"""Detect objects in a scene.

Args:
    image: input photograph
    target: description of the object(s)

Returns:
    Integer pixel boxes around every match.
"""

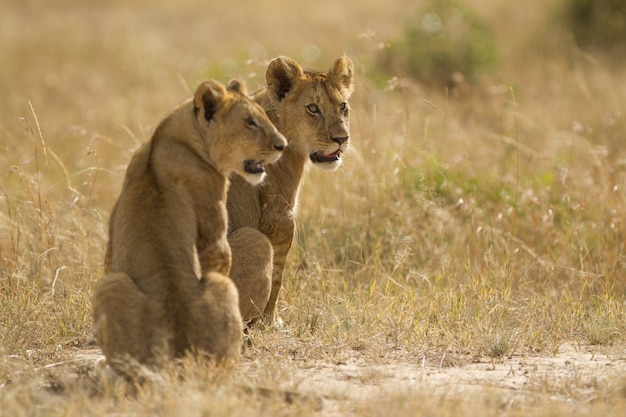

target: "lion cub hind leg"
[93,273,170,370]
[228,227,273,325]
[185,272,243,363]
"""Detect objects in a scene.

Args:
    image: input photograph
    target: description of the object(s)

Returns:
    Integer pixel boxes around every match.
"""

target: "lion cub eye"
[306,103,320,115]
[246,118,259,129]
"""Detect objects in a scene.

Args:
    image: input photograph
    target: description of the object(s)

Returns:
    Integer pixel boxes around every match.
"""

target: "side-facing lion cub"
[227,56,354,325]
[93,80,287,371]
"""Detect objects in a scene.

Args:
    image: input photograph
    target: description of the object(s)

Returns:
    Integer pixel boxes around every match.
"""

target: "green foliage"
[559,0,626,54]
[378,0,497,86]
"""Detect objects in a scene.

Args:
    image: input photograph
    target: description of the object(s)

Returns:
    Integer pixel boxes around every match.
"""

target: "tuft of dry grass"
[1,0,625,416]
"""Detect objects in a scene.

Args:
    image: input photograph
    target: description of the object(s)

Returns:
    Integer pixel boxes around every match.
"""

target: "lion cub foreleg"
[228,227,273,325]
[93,273,170,368]
[260,216,296,324]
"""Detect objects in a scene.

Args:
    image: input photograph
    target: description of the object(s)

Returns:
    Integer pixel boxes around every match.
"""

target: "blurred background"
[1,0,624,177]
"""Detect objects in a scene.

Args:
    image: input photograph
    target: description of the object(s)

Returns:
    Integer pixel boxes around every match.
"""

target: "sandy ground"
[295,344,626,413]
[33,343,625,415]
[269,343,625,414]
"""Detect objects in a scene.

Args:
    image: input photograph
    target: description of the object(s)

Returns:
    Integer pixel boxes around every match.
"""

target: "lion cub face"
[194,80,287,184]
[264,56,354,171]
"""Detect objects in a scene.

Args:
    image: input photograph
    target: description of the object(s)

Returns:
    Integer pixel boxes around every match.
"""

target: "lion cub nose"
[331,135,349,145]
[274,133,287,152]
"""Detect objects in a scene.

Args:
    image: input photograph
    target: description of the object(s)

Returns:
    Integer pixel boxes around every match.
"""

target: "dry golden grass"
[1,0,625,415]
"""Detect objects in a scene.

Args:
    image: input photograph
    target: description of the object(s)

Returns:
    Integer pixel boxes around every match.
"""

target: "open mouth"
[310,150,341,164]
[244,159,266,174]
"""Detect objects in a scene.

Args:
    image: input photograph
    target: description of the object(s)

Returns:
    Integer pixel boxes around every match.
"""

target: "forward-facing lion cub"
[93,80,287,371]
[227,56,354,325]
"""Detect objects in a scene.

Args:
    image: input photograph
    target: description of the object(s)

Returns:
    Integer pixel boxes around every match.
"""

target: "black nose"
[275,143,286,151]
[331,136,349,145]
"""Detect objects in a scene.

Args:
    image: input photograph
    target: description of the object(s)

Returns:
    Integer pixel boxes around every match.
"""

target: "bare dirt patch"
[34,343,626,416]
[295,344,625,413]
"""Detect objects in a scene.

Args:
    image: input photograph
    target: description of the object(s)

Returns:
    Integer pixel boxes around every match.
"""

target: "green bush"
[378,0,497,87]
[560,0,626,54]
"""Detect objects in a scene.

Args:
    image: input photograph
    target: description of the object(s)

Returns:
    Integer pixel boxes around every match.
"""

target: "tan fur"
[227,56,354,324]
[93,79,287,372]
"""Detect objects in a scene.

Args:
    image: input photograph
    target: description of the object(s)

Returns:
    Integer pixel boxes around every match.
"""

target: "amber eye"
[339,102,348,114]
[306,103,320,115]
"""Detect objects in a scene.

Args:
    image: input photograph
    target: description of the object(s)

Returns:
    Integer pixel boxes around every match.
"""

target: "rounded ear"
[265,56,303,101]
[227,79,247,96]
[330,55,354,98]
[194,80,227,122]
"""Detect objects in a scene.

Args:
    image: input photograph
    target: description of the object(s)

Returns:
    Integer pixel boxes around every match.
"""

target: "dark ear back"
[265,56,303,101]
[194,80,226,122]
[227,79,247,95]
[329,55,354,98]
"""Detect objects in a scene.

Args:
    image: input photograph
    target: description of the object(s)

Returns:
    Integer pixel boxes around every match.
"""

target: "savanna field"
[1,0,625,415]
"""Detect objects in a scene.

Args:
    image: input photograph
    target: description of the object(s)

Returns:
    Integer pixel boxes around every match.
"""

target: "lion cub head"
[260,56,354,171]
[194,80,287,184]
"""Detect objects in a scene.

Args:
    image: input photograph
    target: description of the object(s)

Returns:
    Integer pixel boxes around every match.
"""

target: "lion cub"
[227,56,354,325]
[92,80,287,372]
